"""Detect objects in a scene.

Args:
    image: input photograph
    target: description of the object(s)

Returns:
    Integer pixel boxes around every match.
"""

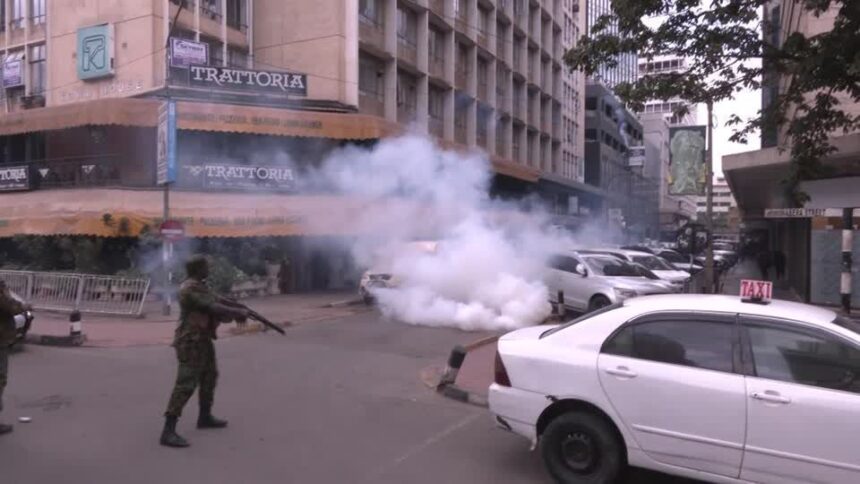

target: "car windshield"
[582,255,641,277]
[631,255,675,271]
[541,302,624,338]
[660,251,684,263]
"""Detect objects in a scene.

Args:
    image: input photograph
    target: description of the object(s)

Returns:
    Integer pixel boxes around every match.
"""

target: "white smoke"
[312,134,559,331]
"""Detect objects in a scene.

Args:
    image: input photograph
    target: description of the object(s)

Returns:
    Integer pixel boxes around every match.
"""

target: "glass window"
[603,320,736,373]
[359,56,384,97]
[747,324,860,393]
[428,87,444,119]
[29,0,45,25]
[226,0,246,31]
[28,44,45,94]
[359,0,380,25]
[548,254,580,273]
[11,0,24,28]
[429,28,445,61]
[397,7,417,46]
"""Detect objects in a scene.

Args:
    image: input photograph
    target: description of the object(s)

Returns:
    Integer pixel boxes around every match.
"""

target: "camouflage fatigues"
[164,279,236,418]
[0,283,25,415]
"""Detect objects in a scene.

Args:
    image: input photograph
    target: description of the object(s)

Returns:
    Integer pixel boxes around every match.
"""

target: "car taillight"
[494,349,511,387]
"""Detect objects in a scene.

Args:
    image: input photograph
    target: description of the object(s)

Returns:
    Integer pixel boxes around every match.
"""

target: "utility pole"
[842,208,854,314]
[704,100,715,293]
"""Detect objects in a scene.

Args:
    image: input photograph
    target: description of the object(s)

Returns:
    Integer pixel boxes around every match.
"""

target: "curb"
[435,344,490,408]
[24,333,87,347]
[324,297,366,308]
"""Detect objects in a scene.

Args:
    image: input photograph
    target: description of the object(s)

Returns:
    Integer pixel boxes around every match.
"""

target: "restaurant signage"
[181,163,297,191]
[156,100,178,185]
[170,38,209,69]
[0,165,30,191]
[189,65,307,96]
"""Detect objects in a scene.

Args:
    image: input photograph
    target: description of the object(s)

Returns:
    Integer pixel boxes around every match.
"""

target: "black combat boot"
[197,404,228,429]
[0,423,13,435]
[160,416,190,448]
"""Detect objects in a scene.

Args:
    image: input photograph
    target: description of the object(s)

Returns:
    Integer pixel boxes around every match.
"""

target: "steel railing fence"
[0,270,150,316]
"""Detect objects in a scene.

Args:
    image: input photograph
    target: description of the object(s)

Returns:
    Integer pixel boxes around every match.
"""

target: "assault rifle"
[218,296,286,335]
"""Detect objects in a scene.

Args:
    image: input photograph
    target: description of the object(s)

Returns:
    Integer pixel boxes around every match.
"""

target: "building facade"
[724,0,860,305]
[638,112,696,239]
[637,54,697,126]
[583,0,636,89]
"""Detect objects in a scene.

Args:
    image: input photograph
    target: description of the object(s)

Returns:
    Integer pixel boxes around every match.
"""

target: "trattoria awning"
[0,98,160,136]
[0,189,434,238]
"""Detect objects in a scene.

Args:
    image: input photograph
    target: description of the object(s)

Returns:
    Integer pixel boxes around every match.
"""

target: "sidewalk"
[719,259,801,302]
[27,291,367,348]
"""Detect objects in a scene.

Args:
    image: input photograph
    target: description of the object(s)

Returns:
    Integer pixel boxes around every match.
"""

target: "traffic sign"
[159,220,185,241]
[740,279,772,303]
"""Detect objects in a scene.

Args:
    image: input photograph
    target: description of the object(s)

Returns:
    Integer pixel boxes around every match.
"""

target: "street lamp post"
[704,100,716,293]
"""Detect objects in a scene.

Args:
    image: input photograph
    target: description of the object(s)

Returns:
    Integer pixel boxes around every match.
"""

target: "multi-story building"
[637,54,697,126]
[639,112,696,239]
[584,0,636,89]
[724,0,860,305]
[583,82,657,236]
[0,0,595,286]
[696,176,736,217]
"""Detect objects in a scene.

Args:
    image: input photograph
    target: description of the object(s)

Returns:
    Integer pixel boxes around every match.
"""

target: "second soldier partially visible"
[0,280,27,436]
[160,255,248,448]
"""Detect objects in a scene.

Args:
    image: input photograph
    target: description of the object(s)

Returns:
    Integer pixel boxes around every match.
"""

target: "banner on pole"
[668,125,707,196]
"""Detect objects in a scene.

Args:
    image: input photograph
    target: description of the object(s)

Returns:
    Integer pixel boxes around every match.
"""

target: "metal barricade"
[0,270,150,316]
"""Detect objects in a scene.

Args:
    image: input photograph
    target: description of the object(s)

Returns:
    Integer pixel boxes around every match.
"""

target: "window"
[397,7,417,46]
[359,0,380,25]
[29,0,44,25]
[584,128,597,141]
[200,0,221,20]
[11,0,24,28]
[603,319,736,373]
[549,255,580,273]
[228,47,248,68]
[0,2,4,32]
[428,87,445,120]
[429,28,445,62]
[456,43,470,73]
[397,71,417,110]
[226,0,247,31]
[477,57,488,89]
[585,96,597,110]
[478,6,491,34]
[205,39,224,66]
[747,324,860,393]
[359,56,385,98]
[28,44,45,94]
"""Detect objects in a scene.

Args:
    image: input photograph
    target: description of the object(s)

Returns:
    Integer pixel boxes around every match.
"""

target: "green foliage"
[566,0,860,203]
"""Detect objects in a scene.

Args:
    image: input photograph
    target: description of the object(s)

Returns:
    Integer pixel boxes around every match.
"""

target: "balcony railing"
[398,39,418,66]
[429,56,445,79]
[429,117,444,138]
[359,16,385,51]
[359,91,385,117]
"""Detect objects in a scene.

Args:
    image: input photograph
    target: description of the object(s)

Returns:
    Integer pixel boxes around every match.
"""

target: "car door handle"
[605,366,638,379]
[751,391,791,404]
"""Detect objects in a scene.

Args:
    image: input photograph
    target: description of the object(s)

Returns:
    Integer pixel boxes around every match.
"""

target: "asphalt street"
[1,310,698,484]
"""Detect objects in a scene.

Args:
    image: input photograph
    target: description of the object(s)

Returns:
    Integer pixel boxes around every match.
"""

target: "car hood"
[651,270,691,282]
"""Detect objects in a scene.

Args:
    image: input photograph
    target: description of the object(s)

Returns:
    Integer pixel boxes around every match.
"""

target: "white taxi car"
[489,294,860,483]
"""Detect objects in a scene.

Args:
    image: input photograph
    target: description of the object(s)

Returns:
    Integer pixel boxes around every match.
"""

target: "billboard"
[668,125,707,196]
[156,100,177,185]
[77,24,115,80]
[170,38,209,69]
[2,58,24,88]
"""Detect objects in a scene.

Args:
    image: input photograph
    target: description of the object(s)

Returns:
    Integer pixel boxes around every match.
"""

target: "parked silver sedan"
[545,251,674,313]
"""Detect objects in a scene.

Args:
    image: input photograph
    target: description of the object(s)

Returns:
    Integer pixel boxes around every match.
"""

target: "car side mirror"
[575,264,587,277]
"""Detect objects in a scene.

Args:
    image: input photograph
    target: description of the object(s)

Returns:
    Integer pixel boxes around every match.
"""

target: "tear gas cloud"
[311,134,575,331]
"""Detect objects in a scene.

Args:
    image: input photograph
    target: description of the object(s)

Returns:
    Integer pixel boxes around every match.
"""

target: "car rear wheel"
[587,295,611,312]
[541,412,623,484]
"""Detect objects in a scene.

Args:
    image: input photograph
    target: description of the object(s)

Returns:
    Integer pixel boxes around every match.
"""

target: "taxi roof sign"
[740,279,773,304]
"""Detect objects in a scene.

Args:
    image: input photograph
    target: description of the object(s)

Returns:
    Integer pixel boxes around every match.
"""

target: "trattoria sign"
[180,163,297,191]
[0,165,29,191]
[189,65,307,96]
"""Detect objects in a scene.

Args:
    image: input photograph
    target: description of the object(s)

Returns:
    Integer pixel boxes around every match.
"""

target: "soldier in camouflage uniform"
[0,280,27,436]
[160,256,248,448]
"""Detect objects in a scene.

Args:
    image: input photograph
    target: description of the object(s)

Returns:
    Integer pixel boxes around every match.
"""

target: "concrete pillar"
[384,59,398,122]
[842,208,854,314]
[443,25,456,141]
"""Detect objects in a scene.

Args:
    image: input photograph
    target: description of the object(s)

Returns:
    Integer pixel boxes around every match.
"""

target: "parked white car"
[581,248,691,291]
[546,251,674,313]
[489,294,860,483]
[358,241,439,304]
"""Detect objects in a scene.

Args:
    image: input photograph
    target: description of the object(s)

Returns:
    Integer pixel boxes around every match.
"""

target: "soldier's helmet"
[185,255,210,280]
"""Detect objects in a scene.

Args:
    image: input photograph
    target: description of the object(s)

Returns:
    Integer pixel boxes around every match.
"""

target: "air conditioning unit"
[21,94,45,109]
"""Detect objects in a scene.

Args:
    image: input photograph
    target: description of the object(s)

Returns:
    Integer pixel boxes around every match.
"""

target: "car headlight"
[615,288,637,299]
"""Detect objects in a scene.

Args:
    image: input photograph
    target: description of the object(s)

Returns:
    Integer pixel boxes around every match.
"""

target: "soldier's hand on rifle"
[234,308,250,325]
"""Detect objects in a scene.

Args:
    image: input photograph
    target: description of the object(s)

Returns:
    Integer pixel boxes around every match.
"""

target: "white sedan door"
[740,318,860,483]
[598,313,747,479]
[546,255,588,312]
